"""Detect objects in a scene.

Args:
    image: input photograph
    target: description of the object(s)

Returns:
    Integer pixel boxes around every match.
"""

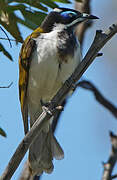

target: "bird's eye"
[61,11,77,19]
[68,13,75,17]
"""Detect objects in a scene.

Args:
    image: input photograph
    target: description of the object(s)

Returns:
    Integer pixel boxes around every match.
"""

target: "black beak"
[82,13,99,20]
[65,12,99,28]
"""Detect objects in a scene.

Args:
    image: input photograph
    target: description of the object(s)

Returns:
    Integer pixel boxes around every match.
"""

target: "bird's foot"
[40,99,52,115]
[40,99,63,115]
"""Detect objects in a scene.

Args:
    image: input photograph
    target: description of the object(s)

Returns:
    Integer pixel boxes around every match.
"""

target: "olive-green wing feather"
[19,27,44,134]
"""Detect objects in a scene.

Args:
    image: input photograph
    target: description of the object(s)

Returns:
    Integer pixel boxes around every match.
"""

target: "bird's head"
[40,7,99,32]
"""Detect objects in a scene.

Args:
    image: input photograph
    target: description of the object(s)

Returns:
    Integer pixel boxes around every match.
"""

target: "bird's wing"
[19,27,44,134]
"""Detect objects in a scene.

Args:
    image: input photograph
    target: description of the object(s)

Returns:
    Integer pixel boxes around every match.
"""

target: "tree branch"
[1,22,117,180]
[76,80,117,118]
[32,1,93,179]
[75,0,92,47]
[0,26,12,48]
[102,132,117,180]
[0,82,13,88]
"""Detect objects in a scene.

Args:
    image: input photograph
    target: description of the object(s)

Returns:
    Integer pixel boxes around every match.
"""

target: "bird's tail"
[28,129,64,176]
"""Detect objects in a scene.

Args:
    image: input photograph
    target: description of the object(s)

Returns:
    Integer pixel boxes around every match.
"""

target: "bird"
[19,7,98,177]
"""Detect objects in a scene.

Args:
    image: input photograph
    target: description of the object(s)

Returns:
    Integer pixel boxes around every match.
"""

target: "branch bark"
[75,0,92,46]
[31,1,93,179]
[19,1,92,179]
[77,80,117,118]
[102,132,117,180]
[19,1,93,179]
[1,22,117,180]
[0,82,13,88]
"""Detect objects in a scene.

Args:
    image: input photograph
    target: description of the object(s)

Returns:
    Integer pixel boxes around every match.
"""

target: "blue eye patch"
[60,11,77,19]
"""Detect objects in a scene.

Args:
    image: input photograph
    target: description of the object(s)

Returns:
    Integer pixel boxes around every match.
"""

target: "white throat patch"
[53,23,65,31]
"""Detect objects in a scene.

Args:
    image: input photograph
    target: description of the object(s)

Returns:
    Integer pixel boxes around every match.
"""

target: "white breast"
[28,28,81,117]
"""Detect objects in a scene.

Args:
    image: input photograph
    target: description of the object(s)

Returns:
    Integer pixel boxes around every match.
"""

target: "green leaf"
[0,127,7,137]
[5,4,26,13]
[20,9,46,27]
[0,42,13,61]
[0,12,23,43]
[8,0,48,12]
[0,0,73,63]
[40,0,58,9]
[17,16,37,30]
[75,0,82,2]
[52,0,71,3]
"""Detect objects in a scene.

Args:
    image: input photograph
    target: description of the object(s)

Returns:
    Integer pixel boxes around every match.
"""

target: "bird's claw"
[40,99,63,115]
[40,99,52,115]
[42,105,52,115]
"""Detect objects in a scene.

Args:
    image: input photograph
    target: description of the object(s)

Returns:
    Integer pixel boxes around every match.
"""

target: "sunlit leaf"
[0,42,13,61]
[0,12,23,43]
[0,127,7,137]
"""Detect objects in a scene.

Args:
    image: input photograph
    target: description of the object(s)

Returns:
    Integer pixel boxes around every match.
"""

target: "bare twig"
[76,80,117,118]
[32,1,92,179]
[19,2,92,179]
[1,22,117,180]
[0,37,19,43]
[0,82,13,88]
[0,26,12,48]
[18,161,33,180]
[112,174,117,179]
[1,109,52,180]
[102,132,117,180]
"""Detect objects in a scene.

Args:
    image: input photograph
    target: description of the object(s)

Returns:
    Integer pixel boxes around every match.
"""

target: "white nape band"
[54,8,62,12]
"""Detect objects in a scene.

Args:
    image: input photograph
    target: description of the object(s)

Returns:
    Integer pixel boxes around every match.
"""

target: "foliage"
[0,0,82,136]
[0,0,73,136]
[0,0,82,60]
[0,127,6,137]
[75,0,82,2]
[0,0,71,61]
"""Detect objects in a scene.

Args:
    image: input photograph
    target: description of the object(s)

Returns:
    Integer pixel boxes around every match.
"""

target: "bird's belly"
[27,31,81,119]
[28,52,61,106]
